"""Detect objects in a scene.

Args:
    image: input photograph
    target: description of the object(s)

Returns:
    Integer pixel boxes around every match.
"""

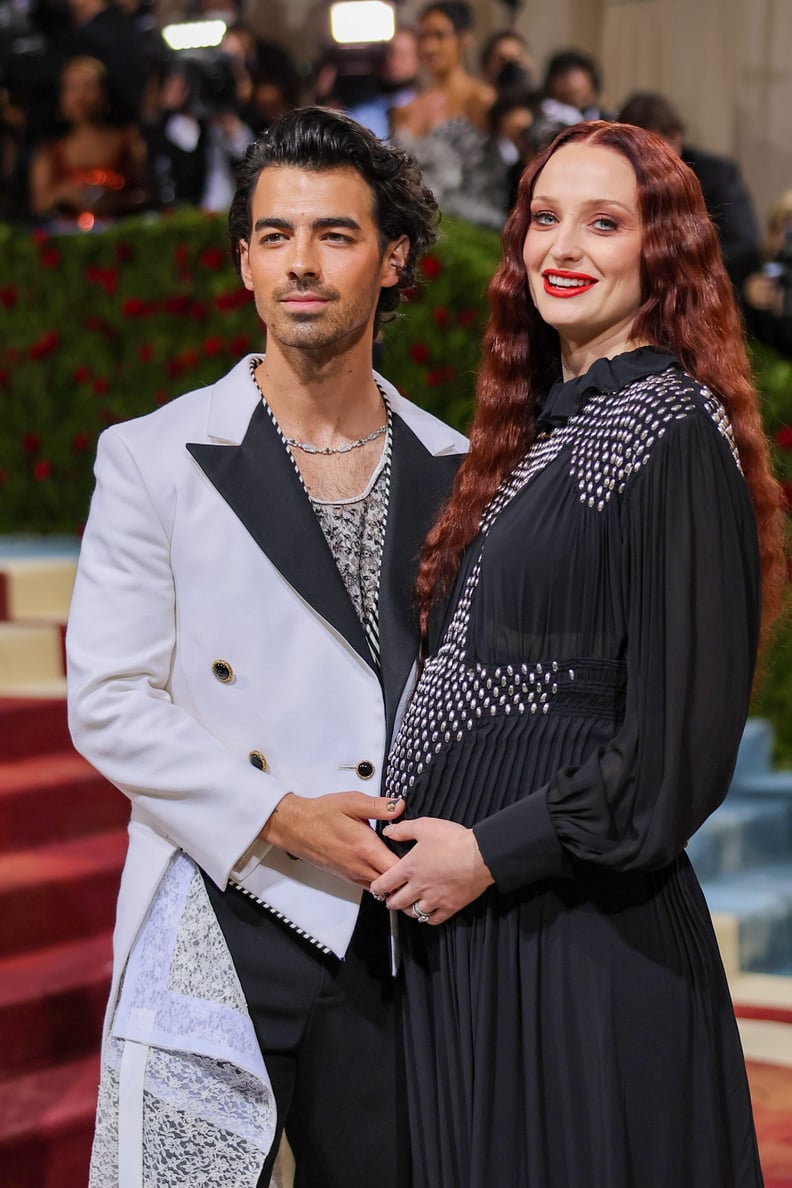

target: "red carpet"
[747,1060,792,1186]
[0,694,791,1185]
[0,697,126,1187]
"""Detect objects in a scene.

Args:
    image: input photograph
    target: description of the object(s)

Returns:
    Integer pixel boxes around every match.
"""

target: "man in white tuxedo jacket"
[66,107,467,1188]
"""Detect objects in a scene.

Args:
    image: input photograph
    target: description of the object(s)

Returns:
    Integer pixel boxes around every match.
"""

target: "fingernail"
[386,801,397,813]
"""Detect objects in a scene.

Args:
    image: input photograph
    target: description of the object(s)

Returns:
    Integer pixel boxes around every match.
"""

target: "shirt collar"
[536,346,678,434]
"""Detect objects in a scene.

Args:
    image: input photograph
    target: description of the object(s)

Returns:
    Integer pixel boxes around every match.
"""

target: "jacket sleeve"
[474,411,762,892]
[66,426,289,887]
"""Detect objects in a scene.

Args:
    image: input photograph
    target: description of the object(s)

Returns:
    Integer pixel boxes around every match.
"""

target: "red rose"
[0,368,7,389]
[775,426,792,449]
[215,290,239,312]
[181,348,199,369]
[28,330,60,360]
[203,336,224,357]
[228,333,251,355]
[167,358,183,378]
[41,248,61,269]
[122,297,151,318]
[458,308,478,328]
[71,432,91,453]
[200,247,226,270]
[781,480,792,510]
[32,459,52,481]
[93,376,109,395]
[116,241,132,263]
[165,294,191,315]
[155,390,171,405]
[0,286,17,309]
[138,343,155,363]
[84,265,118,296]
[401,286,420,302]
[426,365,456,387]
[409,343,430,364]
[420,256,443,280]
[0,469,9,486]
[188,301,208,320]
[433,307,449,329]
[73,365,92,383]
[174,245,190,270]
[22,433,40,454]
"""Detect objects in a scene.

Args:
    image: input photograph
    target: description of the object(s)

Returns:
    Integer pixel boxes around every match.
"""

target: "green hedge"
[0,211,495,535]
[1,210,790,759]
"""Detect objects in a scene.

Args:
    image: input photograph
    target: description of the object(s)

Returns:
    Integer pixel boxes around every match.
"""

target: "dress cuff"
[473,787,570,894]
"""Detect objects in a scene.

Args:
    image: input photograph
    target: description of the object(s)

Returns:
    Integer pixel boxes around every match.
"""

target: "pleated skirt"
[398,712,764,1188]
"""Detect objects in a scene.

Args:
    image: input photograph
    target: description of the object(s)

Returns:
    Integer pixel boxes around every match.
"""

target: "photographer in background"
[618,92,763,300]
[743,189,792,359]
[145,49,254,212]
[488,87,575,212]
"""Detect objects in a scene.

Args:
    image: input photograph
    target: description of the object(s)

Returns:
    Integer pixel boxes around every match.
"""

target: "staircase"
[690,718,792,979]
[0,544,129,1187]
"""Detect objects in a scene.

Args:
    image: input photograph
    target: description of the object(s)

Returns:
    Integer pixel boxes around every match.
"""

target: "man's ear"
[382,235,410,288]
[239,239,253,290]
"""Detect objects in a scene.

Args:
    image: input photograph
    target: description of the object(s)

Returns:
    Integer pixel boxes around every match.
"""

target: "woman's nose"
[549,221,583,262]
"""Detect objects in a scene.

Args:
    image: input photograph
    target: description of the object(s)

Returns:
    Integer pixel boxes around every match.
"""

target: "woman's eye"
[531,211,556,226]
[592,216,619,232]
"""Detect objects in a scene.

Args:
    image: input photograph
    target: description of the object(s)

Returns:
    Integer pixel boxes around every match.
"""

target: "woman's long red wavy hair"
[416,120,787,648]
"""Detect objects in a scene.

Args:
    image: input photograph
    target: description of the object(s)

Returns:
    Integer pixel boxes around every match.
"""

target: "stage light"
[330,2,395,45]
[162,19,227,51]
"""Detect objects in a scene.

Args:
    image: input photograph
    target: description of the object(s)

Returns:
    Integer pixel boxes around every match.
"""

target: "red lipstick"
[541,269,598,297]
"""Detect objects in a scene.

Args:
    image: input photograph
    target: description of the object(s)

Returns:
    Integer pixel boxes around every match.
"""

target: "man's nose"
[286,234,319,278]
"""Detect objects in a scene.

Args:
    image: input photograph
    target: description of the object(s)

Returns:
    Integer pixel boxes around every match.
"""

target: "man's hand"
[260,792,404,887]
[370,817,495,924]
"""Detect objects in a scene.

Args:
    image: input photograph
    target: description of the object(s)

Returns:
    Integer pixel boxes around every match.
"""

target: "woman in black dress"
[371,121,787,1186]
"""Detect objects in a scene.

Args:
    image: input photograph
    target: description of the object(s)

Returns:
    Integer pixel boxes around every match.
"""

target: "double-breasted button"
[212,659,233,683]
[248,751,268,772]
[355,760,375,780]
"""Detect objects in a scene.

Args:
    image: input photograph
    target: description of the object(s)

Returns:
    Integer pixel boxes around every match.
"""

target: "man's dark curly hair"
[228,106,439,335]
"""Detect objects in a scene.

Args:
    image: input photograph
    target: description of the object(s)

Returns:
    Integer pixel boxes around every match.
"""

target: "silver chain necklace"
[283,422,387,455]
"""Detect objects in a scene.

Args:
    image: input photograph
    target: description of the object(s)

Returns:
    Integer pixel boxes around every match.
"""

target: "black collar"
[536,347,678,434]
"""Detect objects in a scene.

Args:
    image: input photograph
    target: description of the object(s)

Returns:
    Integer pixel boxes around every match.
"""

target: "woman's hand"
[370,816,495,924]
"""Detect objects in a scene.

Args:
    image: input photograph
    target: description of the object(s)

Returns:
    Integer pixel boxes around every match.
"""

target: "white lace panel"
[90,853,277,1187]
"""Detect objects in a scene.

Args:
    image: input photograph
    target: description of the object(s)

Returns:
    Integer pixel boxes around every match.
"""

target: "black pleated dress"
[385,348,765,1187]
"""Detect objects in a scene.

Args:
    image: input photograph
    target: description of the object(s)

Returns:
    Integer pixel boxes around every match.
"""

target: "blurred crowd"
[3,0,792,354]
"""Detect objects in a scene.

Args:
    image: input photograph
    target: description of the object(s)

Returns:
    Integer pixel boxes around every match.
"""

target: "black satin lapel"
[187,402,373,669]
[379,415,462,740]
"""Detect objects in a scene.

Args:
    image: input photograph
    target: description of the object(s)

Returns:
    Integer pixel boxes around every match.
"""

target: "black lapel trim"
[379,414,462,740]
[187,402,374,669]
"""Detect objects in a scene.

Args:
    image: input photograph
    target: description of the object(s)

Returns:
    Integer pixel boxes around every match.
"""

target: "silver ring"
[412,900,431,924]
[370,891,385,902]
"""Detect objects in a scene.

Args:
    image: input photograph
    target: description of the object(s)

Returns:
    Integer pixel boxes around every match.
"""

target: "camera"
[763,225,792,317]
[176,49,239,120]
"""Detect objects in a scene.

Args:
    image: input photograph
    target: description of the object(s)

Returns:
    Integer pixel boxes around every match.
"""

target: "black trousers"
[203,876,410,1188]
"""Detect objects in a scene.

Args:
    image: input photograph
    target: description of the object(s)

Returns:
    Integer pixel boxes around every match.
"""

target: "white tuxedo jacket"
[66,354,466,1030]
